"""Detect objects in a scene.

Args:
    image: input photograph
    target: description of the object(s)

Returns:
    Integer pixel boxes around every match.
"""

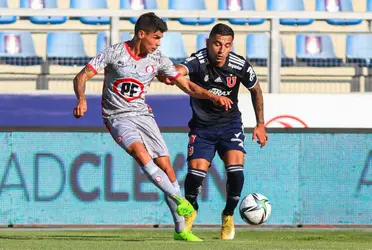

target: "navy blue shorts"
[187,122,246,163]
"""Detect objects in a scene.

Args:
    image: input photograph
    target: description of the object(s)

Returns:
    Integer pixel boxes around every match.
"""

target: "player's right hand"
[212,96,233,111]
[73,99,87,118]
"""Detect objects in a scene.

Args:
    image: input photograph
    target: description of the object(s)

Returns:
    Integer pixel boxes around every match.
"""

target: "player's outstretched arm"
[173,75,233,111]
[73,66,96,118]
[249,82,268,148]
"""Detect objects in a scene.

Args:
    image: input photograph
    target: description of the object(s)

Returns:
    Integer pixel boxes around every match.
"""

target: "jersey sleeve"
[158,53,181,81]
[241,61,258,89]
[180,54,200,75]
[86,47,112,74]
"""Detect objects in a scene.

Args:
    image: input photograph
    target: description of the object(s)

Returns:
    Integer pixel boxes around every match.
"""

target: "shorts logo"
[188,146,194,156]
[155,175,163,183]
[189,134,196,144]
[115,135,123,143]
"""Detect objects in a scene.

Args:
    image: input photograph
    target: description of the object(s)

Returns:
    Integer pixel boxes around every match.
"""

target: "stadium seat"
[159,32,187,64]
[168,0,215,25]
[218,0,265,25]
[70,0,110,25]
[96,32,131,54]
[296,34,343,67]
[316,0,362,25]
[196,33,235,52]
[346,34,372,67]
[0,0,16,24]
[246,34,294,67]
[20,0,67,24]
[267,0,313,26]
[0,32,42,65]
[120,0,158,24]
[46,32,90,66]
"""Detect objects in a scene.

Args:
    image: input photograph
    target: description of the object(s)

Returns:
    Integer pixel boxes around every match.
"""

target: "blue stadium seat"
[169,0,215,25]
[46,32,90,66]
[159,32,187,64]
[120,0,158,24]
[0,0,16,24]
[0,32,42,65]
[196,33,235,52]
[296,34,343,67]
[316,0,362,25]
[246,34,294,67]
[218,0,265,25]
[20,0,67,24]
[368,0,372,11]
[70,0,110,25]
[346,34,372,67]
[96,32,131,54]
[267,0,313,25]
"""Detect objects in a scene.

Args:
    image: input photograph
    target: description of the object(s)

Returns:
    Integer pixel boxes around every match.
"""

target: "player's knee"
[131,148,151,165]
[226,164,244,196]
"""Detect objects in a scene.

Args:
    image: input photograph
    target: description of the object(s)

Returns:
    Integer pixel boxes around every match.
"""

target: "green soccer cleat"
[173,196,195,216]
[174,228,203,241]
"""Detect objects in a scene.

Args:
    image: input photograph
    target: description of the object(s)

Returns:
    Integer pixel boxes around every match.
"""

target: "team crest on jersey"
[113,77,145,102]
[145,65,155,74]
[226,76,237,88]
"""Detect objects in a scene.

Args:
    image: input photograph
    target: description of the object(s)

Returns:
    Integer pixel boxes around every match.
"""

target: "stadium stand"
[315,0,362,25]
[168,0,215,25]
[70,0,110,25]
[246,33,294,67]
[267,0,314,25]
[20,0,67,25]
[96,31,131,54]
[218,0,265,25]
[296,34,343,67]
[0,0,16,24]
[159,32,188,64]
[120,0,159,24]
[0,31,42,65]
[46,32,91,66]
[346,34,372,67]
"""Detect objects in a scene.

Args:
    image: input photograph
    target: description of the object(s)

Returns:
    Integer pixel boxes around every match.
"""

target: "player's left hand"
[252,124,268,148]
[156,74,174,85]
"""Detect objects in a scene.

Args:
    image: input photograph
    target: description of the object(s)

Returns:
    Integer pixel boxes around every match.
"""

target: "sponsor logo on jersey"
[247,66,256,82]
[228,63,242,70]
[113,77,145,102]
[208,88,232,96]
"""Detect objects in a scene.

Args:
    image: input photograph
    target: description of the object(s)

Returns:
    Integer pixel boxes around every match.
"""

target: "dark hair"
[209,23,234,40]
[134,12,168,36]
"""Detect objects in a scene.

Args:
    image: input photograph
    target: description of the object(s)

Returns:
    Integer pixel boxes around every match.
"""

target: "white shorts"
[104,115,169,159]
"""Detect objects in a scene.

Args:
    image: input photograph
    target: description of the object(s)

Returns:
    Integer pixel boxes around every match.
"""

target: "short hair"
[209,23,234,40]
[134,12,168,36]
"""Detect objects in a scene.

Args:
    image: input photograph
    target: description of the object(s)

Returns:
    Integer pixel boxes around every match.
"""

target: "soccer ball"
[239,193,271,225]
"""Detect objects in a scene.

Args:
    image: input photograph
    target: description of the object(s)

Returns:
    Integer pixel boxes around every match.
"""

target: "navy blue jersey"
[180,48,258,128]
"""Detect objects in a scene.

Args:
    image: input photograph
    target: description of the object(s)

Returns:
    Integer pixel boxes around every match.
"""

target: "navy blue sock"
[223,165,244,216]
[184,168,207,211]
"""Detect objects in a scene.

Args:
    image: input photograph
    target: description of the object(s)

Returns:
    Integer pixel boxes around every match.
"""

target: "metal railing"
[1,8,372,93]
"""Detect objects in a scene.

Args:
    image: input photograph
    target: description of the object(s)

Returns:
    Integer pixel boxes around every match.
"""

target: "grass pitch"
[0,228,371,250]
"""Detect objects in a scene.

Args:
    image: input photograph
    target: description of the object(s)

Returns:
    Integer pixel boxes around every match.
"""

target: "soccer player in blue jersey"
[159,23,268,239]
